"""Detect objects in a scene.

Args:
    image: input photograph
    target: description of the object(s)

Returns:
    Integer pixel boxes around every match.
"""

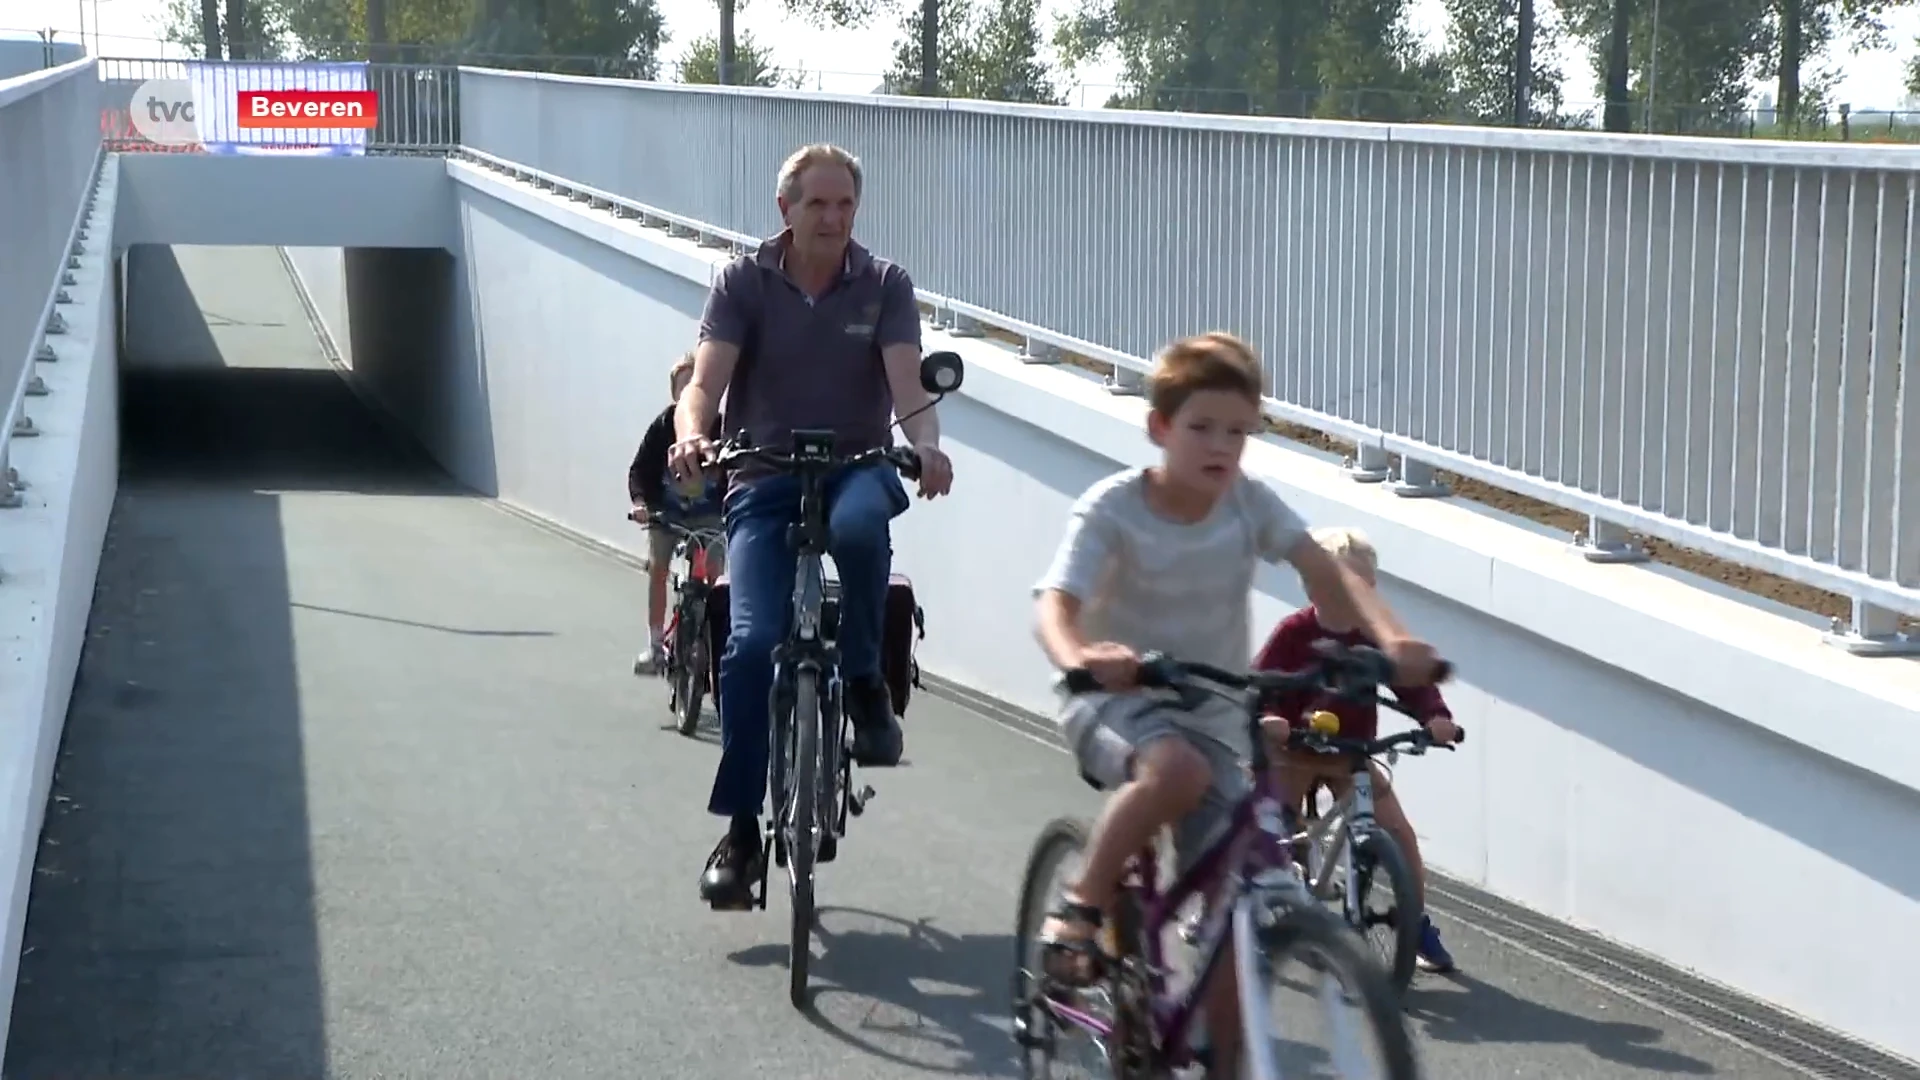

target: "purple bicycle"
[1011,646,1439,1080]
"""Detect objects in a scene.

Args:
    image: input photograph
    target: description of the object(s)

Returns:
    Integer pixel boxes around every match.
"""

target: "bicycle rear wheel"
[1236,899,1419,1080]
[786,667,821,1010]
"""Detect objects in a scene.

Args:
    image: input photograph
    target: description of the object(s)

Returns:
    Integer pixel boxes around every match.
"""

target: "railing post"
[1343,442,1391,483]
[1821,600,1920,657]
[1571,516,1648,564]
[1388,456,1448,498]
[1019,338,1059,366]
[1104,367,1143,396]
[947,312,983,337]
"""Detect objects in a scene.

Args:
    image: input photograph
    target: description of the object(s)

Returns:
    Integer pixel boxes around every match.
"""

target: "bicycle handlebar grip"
[1059,668,1101,694]
[887,447,923,481]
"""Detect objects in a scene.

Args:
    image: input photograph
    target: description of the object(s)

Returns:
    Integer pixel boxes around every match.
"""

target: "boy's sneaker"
[633,637,662,676]
[1415,914,1456,973]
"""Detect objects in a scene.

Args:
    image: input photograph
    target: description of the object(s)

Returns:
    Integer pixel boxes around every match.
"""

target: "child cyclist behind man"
[628,352,726,675]
[1255,526,1462,974]
[1032,331,1444,1077]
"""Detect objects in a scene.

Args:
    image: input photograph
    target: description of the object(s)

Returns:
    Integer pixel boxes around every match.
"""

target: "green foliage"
[1052,0,1441,118]
[887,0,1062,102]
[677,29,802,86]
[1443,0,1565,123]
[156,0,666,74]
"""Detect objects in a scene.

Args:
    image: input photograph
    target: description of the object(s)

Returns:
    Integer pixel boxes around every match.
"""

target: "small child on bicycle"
[1032,331,1442,1076]
[628,351,726,675]
[1254,525,1462,974]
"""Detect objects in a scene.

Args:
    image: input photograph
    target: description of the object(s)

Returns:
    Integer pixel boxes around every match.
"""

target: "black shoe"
[698,829,763,909]
[846,676,903,767]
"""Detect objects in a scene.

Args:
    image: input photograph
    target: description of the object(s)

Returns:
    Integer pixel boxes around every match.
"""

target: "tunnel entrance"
[117,244,453,492]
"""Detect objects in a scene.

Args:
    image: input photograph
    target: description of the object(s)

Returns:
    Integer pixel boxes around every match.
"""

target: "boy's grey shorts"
[1059,691,1251,877]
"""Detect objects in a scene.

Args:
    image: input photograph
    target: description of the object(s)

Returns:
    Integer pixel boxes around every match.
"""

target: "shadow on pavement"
[1406,971,1715,1074]
[730,905,1020,1077]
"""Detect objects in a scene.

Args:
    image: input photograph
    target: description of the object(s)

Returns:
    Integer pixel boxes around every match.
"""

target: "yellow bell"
[1308,710,1341,735]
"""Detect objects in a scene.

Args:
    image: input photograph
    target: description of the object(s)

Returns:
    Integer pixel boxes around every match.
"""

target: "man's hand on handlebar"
[628,504,650,524]
[911,442,954,498]
[667,435,716,482]
[1426,716,1462,745]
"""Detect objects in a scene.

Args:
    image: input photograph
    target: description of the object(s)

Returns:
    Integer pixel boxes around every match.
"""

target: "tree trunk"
[226,0,247,57]
[719,0,736,85]
[1603,0,1630,131]
[1513,0,1534,125]
[366,0,389,61]
[1777,0,1802,126]
[920,0,938,95]
[200,0,223,58]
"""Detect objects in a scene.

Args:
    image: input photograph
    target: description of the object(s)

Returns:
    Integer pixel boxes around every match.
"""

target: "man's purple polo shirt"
[697,231,922,484]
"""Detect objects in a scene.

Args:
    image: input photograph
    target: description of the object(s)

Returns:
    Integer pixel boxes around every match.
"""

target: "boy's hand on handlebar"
[1075,641,1141,691]
[1380,637,1443,685]
[628,504,650,524]
[1259,714,1292,755]
[912,442,954,498]
[667,436,715,481]
[1427,716,1462,744]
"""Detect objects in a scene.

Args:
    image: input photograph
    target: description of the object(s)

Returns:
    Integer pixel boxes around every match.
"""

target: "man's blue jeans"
[708,461,909,820]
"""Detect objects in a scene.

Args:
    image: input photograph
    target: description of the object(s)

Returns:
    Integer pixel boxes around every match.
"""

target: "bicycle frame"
[1300,754,1382,907]
[1042,746,1313,1069]
[767,430,853,866]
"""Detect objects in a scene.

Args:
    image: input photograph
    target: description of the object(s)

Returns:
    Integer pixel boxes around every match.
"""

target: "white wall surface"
[414,157,1920,1062]
[0,156,120,1057]
[283,247,353,370]
[115,155,456,250]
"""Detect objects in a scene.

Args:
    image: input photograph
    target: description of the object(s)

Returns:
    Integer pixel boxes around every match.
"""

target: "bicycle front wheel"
[1235,899,1419,1080]
[786,666,821,1010]
[674,600,707,736]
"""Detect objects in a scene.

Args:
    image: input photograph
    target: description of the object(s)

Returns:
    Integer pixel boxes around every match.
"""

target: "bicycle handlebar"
[1288,723,1463,755]
[1057,646,1465,744]
[709,435,923,482]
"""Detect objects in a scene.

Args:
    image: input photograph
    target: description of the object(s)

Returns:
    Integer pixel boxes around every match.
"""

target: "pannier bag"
[705,572,925,718]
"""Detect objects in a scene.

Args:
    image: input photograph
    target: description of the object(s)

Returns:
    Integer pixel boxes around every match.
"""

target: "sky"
[8,0,1920,109]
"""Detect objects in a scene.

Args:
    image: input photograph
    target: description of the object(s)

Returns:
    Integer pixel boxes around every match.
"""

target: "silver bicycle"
[1292,711,1462,993]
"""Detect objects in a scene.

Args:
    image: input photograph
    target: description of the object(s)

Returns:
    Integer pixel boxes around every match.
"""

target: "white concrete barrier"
[0,155,121,1056]
[278,154,1920,1063]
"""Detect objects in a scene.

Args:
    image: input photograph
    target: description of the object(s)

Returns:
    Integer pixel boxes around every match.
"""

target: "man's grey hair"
[777,143,863,204]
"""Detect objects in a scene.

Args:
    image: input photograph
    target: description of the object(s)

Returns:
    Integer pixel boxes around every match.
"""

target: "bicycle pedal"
[847,784,876,816]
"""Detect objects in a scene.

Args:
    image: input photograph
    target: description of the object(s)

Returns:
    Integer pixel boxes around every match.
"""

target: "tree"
[678,29,801,86]
[1556,0,1771,132]
[1053,0,1440,118]
[1908,38,1920,97]
[1769,0,1910,126]
[158,0,666,74]
[160,0,291,57]
[1444,0,1566,124]
[885,0,1063,101]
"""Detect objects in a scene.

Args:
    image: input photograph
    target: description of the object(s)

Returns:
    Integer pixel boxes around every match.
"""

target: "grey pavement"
[2,247,1866,1079]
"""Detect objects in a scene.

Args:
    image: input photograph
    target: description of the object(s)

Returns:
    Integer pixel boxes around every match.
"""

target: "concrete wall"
[283,248,353,371]
[116,156,456,250]
[410,156,1920,1062]
[0,155,119,1056]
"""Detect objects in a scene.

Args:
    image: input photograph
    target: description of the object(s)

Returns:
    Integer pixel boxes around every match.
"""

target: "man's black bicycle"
[656,519,727,736]
[705,350,964,1009]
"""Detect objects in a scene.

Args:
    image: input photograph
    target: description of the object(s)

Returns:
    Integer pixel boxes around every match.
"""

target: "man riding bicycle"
[669,143,956,910]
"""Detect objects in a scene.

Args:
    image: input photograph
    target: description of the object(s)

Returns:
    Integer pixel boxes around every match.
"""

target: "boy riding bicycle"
[628,352,726,675]
[1255,526,1461,974]
[1032,332,1443,1077]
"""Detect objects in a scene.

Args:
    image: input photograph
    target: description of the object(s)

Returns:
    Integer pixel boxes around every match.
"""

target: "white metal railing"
[454,66,1920,653]
[96,57,458,153]
[0,58,102,514]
